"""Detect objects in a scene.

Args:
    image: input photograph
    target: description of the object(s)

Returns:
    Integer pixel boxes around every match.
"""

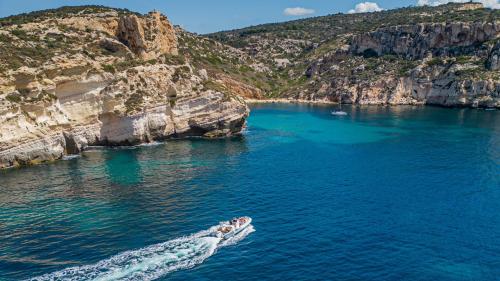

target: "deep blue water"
[0,104,499,281]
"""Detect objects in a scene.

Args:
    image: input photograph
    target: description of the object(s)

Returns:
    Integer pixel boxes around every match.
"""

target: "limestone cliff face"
[393,64,499,107]
[294,20,500,108]
[487,42,500,71]
[117,11,178,59]
[301,57,500,108]
[0,64,248,168]
[350,22,500,59]
[0,8,248,169]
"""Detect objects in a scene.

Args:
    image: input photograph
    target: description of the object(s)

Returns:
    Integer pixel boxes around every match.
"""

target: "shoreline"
[244,98,339,105]
[244,98,499,110]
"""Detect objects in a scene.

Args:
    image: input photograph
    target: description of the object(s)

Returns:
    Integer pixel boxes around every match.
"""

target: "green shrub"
[102,64,116,73]
[427,57,445,67]
[114,59,142,72]
[397,61,418,77]
[169,97,177,107]
[11,29,28,39]
[6,93,22,103]
[162,54,186,65]
[455,55,471,64]
[0,34,10,42]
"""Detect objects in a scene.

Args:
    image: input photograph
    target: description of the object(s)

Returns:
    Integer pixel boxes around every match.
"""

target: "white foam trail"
[28,225,254,281]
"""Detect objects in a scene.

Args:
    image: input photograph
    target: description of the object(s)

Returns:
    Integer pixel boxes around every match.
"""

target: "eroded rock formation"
[0,8,248,168]
[117,11,178,59]
[296,21,500,107]
[350,22,500,59]
[0,64,248,168]
[487,42,500,71]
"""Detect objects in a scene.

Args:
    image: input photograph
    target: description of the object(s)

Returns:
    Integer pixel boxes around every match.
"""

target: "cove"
[0,104,499,281]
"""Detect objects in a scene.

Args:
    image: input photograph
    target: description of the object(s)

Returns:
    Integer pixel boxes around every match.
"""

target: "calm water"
[0,104,499,281]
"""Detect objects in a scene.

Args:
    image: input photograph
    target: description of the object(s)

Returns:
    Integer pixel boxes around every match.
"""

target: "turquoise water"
[0,104,499,280]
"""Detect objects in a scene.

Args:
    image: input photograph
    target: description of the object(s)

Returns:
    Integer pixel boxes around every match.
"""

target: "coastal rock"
[350,22,500,58]
[0,8,248,169]
[203,3,500,108]
[0,65,249,168]
[486,42,500,71]
[292,20,500,108]
[117,11,178,59]
[298,51,500,108]
[99,38,131,54]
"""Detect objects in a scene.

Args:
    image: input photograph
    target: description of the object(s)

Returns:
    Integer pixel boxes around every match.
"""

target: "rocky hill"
[0,6,249,168]
[1,3,499,168]
[209,2,500,107]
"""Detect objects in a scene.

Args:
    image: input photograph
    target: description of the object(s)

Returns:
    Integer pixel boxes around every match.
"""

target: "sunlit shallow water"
[0,104,499,280]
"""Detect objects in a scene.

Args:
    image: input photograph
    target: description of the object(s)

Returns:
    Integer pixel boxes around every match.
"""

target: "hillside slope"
[209,2,500,107]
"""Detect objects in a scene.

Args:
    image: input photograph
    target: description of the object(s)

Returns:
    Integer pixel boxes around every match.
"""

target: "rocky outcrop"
[299,59,500,108]
[453,2,484,11]
[0,65,248,169]
[486,42,500,71]
[294,21,500,108]
[216,74,264,99]
[0,8,249,169]
[117,11,178,59]
[204,3,500,107]
[350,22,500,59]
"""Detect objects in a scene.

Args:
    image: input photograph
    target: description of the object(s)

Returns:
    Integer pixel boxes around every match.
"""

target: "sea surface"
[0,104,499,281]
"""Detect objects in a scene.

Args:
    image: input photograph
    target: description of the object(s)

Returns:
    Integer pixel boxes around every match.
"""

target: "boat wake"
[29,225,255,281]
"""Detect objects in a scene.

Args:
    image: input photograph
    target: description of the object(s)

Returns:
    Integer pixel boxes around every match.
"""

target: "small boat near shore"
[331,103,348,116]
[331,110,348,116]
[213,217,252,240]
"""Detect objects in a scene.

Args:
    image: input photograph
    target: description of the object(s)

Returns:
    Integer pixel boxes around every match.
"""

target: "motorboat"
[213,216,252,240]
[331,110,348,116]
[331,103,348,116]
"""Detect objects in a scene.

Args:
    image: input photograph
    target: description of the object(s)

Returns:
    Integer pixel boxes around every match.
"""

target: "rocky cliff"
[116,12,178,59]
[210,2,500,108]
[0,7,248,168]
[2,3,500,167]
[350,22,500,59]
[298,21,500,107]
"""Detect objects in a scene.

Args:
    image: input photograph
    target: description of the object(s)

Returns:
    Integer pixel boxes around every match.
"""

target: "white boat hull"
[331,111,347,116]
[223,218,252,239]
[214,217,252,240]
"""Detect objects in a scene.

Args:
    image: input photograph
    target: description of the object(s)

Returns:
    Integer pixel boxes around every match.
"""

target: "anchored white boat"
[331,103,348,116]
[213,216,252,240]
[331,111,348,116]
